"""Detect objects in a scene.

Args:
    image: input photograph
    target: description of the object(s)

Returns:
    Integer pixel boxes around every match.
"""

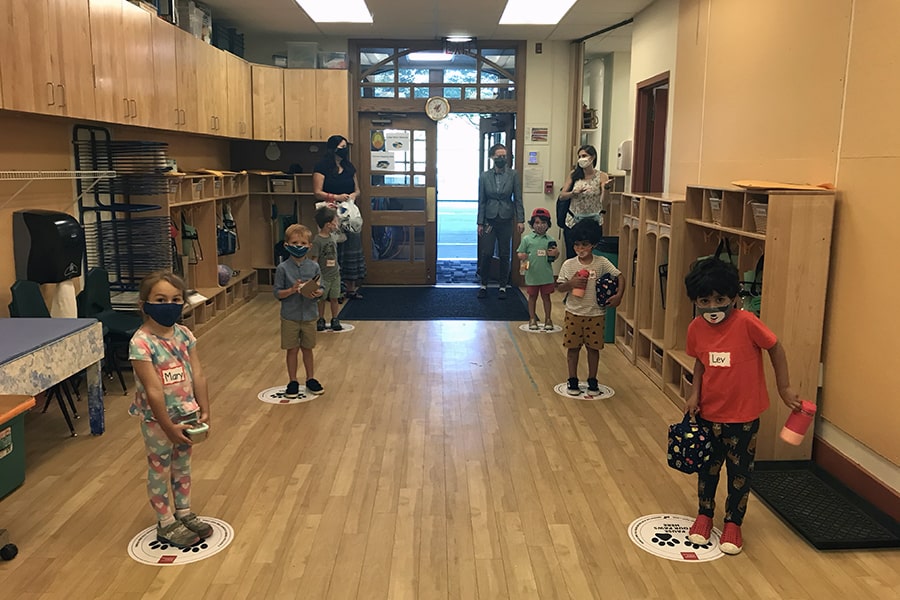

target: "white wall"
[629,0,680,192]
[606,51,633,180]
[522,40,577,242]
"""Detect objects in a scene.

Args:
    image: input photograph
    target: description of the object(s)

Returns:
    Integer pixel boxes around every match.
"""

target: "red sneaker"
[688,514,713,545]
[719,522,743,555]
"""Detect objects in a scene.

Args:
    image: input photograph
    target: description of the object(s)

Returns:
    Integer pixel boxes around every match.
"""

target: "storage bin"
[287,42,319,68]
[318,51,348,69]
[660,203,671,224]
[191,181,204,200]
[0,396,34,500]
[631,198,641,217]
[270,177,294,193]
[751,202,768,233]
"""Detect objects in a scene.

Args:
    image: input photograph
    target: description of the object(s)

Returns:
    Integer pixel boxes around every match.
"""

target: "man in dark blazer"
[476,143,524,299]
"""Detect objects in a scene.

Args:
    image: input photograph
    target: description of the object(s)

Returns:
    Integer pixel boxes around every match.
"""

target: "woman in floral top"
[558,145,610,258]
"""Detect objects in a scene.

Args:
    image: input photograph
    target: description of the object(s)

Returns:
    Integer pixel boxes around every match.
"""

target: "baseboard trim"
[813,437,900,523]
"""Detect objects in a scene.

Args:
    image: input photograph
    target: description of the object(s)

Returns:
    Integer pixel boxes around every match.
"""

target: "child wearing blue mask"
[129,271,212,549]
[683,257,800,555]
[274,223,325,398]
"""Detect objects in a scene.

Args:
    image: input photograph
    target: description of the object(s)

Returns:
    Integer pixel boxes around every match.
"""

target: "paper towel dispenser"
[13,210,85,283]
[617,140,633,171]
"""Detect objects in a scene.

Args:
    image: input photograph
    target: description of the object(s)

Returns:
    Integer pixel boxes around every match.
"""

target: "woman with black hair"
[557,144,610,259]
[313,135,366,299]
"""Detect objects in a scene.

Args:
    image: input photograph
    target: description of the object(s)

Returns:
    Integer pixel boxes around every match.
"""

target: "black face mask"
[335,147,349,159]
[493,157,507,169]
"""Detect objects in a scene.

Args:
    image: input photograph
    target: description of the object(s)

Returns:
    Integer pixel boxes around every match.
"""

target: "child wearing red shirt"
[683,258,800,555]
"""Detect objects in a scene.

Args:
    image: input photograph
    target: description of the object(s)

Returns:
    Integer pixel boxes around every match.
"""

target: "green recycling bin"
[594,236,619,343]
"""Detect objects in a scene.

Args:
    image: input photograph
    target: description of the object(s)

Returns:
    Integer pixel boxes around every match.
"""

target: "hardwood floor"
[1,293,898,599]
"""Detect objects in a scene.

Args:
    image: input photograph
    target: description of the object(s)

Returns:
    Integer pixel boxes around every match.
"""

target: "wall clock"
[425,96,450,121]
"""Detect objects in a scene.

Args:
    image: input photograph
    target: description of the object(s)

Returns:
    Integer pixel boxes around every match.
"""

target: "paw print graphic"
[682,537,712,550]
[651,532,680,547]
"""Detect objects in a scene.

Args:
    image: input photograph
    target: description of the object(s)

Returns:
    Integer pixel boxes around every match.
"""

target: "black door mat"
[751,461,900,550]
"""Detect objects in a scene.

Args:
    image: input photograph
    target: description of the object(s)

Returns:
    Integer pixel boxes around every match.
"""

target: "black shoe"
[284,381,300,398]
[567,377,581,396]
[587,378,601,396]
[498,287,507,300]
[477,286,487,299]
[330,318,343,331]
[305,378,324,395]
[316,318,326,332]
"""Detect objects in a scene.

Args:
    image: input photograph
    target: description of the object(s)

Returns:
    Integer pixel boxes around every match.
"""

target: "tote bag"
[667,414,713,474]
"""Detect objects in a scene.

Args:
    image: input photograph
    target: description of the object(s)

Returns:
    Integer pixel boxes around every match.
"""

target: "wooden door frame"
[631,72,669,193]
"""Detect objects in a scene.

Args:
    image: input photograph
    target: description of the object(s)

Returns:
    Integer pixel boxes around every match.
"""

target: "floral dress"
[565,171,609,229]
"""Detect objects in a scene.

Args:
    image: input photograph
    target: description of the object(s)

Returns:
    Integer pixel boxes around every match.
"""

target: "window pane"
[399,68,430,84]
[370,174,410,186]
[413,226,425,261]
[360,48,392,70]
[481,48,516,80]
[365,67,395,84]
[444,87,461,99]
[413,174,426,187]
[397,86,411,98]
[464,87,477,99]
[370,197,425,211]
[413,87,430,99]
[373,87,395,98]
[371,226,418,261]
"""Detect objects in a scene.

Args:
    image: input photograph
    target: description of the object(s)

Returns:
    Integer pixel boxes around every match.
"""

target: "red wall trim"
[813,437,900,523]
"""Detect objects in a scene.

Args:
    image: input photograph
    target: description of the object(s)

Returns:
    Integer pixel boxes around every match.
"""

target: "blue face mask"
[284,244,309,258]
[143,302,183,327]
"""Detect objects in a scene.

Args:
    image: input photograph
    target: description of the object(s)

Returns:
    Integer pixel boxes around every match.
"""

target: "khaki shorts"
[319,275,342,300]
[281,318,317,350]
[563,312,605,350]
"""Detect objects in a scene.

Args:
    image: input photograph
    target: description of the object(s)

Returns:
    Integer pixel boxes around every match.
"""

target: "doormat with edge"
[750,461,900,550]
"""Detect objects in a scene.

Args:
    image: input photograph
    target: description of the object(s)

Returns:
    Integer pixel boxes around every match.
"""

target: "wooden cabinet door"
[120,0,153,127]
[283,69,316,141]
[0,0,61,115]
[89,0,129,123]
[149,13,179,129]
[53,0,95,119]
[251,65,284,141]
[195,42,222,135]
[315,70,349,141]
[225,54,251,138]
[174,27,200,132]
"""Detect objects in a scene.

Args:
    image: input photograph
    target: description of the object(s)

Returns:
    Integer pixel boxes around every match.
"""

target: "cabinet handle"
[214,116,220,130]
[175,108,180,126]
[124,98,130,119]
[319,127,323,139]
[180,109,186,125]
[309,126,313,139]
[130,99,137,119]
[57,85,66,108]
[47,82,55,106]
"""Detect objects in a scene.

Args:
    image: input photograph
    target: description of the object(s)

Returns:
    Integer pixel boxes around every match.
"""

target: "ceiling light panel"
[498,0,578,25]
[295,0,373,23]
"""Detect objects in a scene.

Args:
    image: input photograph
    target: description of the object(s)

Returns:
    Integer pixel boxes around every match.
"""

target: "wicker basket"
[751,202,768,233]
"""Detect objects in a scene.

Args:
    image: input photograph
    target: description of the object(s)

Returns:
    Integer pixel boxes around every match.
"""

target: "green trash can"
[594,236,619,343]
[0,397,34,500]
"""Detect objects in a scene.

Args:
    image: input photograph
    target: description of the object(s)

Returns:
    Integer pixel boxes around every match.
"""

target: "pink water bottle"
[780,400,817,445]
[572,269,590,297]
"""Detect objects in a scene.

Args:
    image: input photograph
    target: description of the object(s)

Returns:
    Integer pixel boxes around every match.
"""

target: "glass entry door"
[359,113,437,284]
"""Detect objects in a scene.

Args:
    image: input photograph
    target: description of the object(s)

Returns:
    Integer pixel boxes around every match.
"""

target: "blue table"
[0,318,106,434]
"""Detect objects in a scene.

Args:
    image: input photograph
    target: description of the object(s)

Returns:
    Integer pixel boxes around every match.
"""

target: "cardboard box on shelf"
[318,52,348,69]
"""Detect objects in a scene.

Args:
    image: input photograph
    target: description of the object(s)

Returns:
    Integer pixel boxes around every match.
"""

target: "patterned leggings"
[140,419,193,522]
[696,418,759,526]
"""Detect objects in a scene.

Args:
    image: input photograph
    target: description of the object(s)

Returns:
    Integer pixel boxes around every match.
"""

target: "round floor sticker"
[258,386,317,404]
[517,323,562,334]
[128,516,234,566]
[321,323,355,333]
[628,514,723,562]
[553,381,615,400]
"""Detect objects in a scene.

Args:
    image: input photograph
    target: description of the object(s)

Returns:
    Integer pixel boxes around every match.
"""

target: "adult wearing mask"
[558,145,610,259]
[476,143,524,300]
[314,135,366,299]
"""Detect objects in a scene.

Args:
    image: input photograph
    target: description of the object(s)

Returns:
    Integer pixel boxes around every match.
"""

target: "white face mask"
[577,157,592,169]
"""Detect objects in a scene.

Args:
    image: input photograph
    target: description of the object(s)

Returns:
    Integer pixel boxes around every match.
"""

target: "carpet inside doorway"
[750,461,900,550]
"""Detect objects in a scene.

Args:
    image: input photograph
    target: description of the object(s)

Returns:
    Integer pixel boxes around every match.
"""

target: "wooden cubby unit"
[160,171,258,336]
[622,183,835,462]
[248,172,320,288]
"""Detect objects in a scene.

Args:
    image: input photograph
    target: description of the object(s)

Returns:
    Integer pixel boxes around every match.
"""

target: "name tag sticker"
[708,352,731,367]
[162,366,186,385]
[326,259,336,267]
[536,249,546,256]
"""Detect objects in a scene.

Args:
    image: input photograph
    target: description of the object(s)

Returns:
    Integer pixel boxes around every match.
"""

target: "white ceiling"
[200,0,651,43]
